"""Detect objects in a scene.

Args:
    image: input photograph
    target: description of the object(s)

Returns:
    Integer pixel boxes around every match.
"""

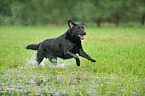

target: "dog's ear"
[68,20,76,28]
[80,22,86,25]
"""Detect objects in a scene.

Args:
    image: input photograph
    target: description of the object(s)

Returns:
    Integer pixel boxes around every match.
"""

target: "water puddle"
[0,69,143,96]
[23,54,70,69]
[0,55,144,95]
[0,55,73,95]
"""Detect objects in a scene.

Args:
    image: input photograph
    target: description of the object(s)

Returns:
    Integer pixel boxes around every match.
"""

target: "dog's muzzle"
[78,35,85,40]
[78,32,86,40]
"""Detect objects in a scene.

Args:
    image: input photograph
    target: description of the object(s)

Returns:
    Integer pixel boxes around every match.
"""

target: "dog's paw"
[91,59,96,62]
[76,60,80,66]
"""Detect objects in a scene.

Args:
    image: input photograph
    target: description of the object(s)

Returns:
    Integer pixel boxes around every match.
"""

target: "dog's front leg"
[78,49,96,62]
[67,51,80,66]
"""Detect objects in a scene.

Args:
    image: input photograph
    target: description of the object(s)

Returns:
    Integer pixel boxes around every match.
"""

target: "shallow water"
[0,56,72,95]
[0,56,144,95]
[24,55,69,69]
[0,68,143,96]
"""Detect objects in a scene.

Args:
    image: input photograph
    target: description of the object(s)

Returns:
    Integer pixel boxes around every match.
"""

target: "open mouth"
[78,35,85,40]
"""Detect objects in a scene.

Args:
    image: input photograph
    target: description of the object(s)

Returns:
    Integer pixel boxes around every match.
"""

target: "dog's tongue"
[78,35,84,39]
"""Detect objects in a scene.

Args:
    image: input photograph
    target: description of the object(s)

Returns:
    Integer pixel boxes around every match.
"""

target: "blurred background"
[0,0,145,27]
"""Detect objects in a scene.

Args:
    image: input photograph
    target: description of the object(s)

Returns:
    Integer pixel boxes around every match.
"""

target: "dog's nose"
[83,31,86,35]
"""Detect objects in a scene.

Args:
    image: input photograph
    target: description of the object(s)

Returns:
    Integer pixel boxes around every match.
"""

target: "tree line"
[0,0,145,26]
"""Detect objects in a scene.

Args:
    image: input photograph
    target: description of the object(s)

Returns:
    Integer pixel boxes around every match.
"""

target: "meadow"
[0,26,144,95]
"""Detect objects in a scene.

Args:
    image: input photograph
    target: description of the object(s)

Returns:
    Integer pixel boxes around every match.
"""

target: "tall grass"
[0,26,144,95]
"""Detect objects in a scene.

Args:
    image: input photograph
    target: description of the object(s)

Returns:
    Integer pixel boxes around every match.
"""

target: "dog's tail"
[26,43,40,50]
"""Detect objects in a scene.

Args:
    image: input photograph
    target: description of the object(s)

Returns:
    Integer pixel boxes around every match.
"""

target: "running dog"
[26,20,96,66]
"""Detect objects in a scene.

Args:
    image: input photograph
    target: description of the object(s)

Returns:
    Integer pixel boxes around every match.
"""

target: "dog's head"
[68,20,86,40]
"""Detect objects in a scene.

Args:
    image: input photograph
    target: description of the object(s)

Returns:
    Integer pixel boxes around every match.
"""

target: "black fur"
[26,20,96,66]
[26,44,40,50]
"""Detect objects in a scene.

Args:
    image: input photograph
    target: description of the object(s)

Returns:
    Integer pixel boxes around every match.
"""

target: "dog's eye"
[78,26,83,30]
[81,26,84,29]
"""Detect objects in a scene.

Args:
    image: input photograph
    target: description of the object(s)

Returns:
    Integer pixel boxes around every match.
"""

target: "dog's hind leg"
[45,52,57,65]
[36,47,45,64]
[48,55,57,65]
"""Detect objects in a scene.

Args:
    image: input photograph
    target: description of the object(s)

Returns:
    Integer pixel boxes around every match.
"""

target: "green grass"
[0,26,145,95]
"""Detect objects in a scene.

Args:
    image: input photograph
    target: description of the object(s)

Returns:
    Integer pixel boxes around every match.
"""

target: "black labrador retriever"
[26,20,96,66]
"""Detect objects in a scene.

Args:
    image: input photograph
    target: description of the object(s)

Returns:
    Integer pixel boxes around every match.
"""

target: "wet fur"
[26,20,96,66]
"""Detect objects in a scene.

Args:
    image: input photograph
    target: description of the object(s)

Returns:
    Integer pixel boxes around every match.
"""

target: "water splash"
[19,54,37,69]
[21,54,71,69]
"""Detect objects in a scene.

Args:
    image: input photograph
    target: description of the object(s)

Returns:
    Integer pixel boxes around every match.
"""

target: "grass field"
[0,26,145,95]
